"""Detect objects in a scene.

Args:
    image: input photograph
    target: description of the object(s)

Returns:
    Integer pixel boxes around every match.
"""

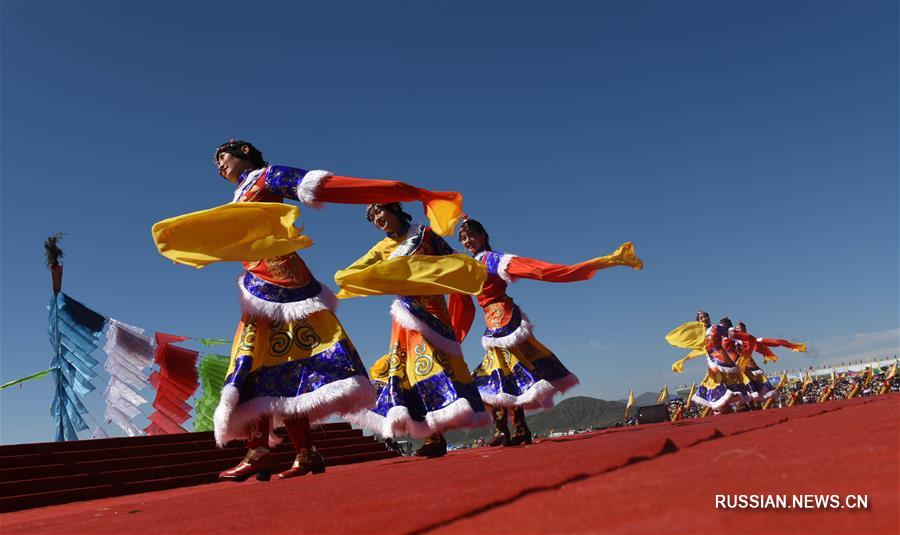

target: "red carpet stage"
[2,395,897,534]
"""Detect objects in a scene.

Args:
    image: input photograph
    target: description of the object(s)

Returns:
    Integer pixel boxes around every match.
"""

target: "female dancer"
[457,219,643,446]
[155,139,469,480]
[691,314,750,413]
[335,203,489,457]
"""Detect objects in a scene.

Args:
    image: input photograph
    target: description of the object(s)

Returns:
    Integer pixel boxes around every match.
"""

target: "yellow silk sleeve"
[152,202,313,268]
[334,254,487,298]
[425,195,464,237]
[665,321,707,350]
[671,349,707,373]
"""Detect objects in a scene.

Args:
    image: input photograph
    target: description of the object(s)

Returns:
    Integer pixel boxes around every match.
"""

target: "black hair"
[214,139,267,170]
[696,309,709,322]
[736,321,747,331]
[457,219,492,252]
[718,317,733,329]
[366,202,413,238]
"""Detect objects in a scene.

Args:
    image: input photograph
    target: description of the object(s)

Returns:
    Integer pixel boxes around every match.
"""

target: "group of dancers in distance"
[151,139,644,482]
[667,310,806,414]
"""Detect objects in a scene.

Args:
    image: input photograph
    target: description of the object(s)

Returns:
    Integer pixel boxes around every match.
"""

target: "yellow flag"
[152,203,313,268]
[625,389,635,412]
[802,371,812,387]
[887,361,898,380]
[775,371,788,389]
[830,369,838,387]
[685,383,697,410]
[657,385,669,404]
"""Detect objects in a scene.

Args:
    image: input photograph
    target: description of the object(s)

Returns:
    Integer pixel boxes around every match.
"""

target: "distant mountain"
[617,391,666,406]
[442,395,627,446]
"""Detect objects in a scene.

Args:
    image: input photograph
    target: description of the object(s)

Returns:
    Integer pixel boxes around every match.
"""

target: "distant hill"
[443,395,627,446]
[617,391,666,406]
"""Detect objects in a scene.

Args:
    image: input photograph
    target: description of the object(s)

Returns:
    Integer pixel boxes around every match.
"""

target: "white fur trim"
[482,313,533,350]
[706,356,738,374]
[390,299,462,356]
[691,388,748,411]
[748,368,766,378]
[496,253,517,283]
[296,170,332,208]
[238,276,338,323]
[350,398,490,439]
[349,406,433,439]
[213,375,375,447]
[231,168,265,203]
[479,374,580,410]
[746,384,777,402]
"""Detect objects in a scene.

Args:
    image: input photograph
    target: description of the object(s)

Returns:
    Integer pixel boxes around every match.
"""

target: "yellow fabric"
[228,309,349,376]
[425,196,464,237]
[791,343,807,353]
[665,321,706,350]
[334,243,486,298]
[473,336,557,383]
[671,349,707,373]
[775,371,788,389]
[667,321,707,373]
[657,385,669,404]
[152,203,313,268]
[369,329,475,390]
[625,390,635,412]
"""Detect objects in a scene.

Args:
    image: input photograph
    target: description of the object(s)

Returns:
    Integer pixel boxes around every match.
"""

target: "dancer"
[457,219,643,446]
[690,313,749,413]
[153,140,470,480]
[731,322,806,403]
[335,203,489,457]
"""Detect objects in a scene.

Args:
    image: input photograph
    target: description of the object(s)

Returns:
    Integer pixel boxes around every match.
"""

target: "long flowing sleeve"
[502,242,643,283]
[334,253,487,298]
[152,203,313,268]
[297,173,463,236]
[758,338,807,352]
[666,321,708,373]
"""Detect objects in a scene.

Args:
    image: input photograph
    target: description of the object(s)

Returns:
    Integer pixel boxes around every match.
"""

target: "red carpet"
[3,395,898,534]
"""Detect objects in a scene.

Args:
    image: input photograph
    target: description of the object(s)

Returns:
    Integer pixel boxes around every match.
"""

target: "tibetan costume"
[470,242,643,411]
[693,326,750,410]
[336,224,490,439]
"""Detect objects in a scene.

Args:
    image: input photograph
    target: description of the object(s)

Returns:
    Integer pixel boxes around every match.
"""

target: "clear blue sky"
[1,1,897,445]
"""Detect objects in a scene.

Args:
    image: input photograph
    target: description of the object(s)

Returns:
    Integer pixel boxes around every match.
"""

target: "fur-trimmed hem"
[390,299,462,356]
[213,375,375,447]
[496,253,517,283]
[349,398,490,439]
[706,356,739,374]
[479,373,580,410]
[297,170,332,208]
[425,398,491,432]
[238,277,338,323]
[349,406,434,440]
[691,389,747,411]
[746,388,778,402]
[482,313,533,350]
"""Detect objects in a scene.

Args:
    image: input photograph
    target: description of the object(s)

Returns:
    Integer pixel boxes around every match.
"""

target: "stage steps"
[0,423,397,512]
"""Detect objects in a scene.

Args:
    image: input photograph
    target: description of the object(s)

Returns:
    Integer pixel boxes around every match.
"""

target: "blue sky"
[1,1,897,444]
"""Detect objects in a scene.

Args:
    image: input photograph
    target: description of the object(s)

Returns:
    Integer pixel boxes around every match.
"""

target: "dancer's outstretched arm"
[500,242,643,283]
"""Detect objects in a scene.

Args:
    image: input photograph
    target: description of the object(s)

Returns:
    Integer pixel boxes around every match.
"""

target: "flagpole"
[45,234,65,441]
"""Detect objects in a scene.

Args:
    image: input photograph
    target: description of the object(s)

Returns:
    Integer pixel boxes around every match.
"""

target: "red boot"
[219,417,274,482]
[277,415,326,479]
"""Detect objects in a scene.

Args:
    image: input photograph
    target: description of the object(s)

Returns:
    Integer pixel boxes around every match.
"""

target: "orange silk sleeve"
[503,256,604,283]
[503,242,642,282]
[758,338,807,352]
[313,176,463,236]
[448,293,476,343]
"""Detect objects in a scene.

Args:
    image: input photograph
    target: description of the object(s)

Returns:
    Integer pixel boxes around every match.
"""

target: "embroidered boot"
[508,407,532,446]
[487,405,510,447]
